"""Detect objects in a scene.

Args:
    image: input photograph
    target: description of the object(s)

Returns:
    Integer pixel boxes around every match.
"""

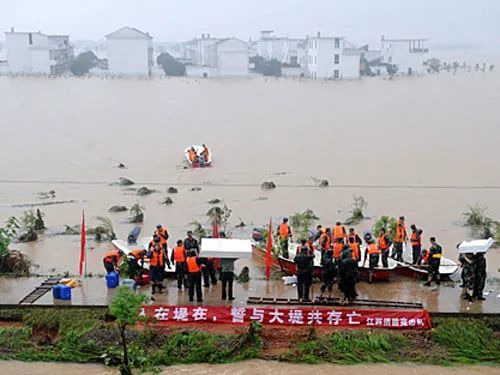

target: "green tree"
[253,56,282,77]
[109,287,147,375]
[345,196,368,225]
[70,51,98,76]
[157,52,186,76]
[0,228,10,258]
[130,202,144,223]
[372,215,397,238]
[18,210,38,242]
[289,209,319,240]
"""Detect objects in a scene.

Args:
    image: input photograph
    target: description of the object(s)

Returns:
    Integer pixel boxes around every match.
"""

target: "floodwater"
[0,360,499,375]
[0,70,499,311]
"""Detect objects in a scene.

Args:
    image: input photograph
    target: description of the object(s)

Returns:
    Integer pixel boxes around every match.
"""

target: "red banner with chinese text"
[142,305,432,330]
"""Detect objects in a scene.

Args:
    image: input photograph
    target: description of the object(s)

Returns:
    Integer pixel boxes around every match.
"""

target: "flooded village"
[1,1,500,374]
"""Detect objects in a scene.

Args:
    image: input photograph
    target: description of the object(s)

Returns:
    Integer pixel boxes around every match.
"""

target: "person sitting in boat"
[188,147,199,164]
[201,144,210,162]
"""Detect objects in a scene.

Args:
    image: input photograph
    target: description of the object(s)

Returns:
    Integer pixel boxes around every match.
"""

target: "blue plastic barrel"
[59,285,72,300]
[52,284,62,299]
[106,271,119,288]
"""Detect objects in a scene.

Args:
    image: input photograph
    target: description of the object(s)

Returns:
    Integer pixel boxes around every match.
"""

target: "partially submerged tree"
[94,216,116,242]
[34,209,45,231]
[206,204,232,233]
[157,52,186,76]
[18,210,38,242]
[289,209,319,240]
[70,50,98,76]
[462,204,499,241]
[253,56,282,77]
[129,203,144,223]
[345,195,368,225]
[109,287,146,375]
[190,220,207,241]
[0,225,31,275]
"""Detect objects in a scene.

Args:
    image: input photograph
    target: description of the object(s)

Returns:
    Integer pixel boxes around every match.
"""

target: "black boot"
[151,285,156,295]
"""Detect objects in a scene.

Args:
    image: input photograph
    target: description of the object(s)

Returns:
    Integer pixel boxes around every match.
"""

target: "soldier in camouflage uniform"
[459,253,475,302]
[473,253,487,301]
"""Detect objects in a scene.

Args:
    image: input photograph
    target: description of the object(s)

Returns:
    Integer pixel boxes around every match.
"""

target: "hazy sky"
[1,0,499,47]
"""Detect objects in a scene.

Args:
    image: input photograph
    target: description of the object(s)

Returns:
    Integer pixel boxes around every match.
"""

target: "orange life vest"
[333,242,343,259]
[368,243,381,255]
[188,149,196,162]
[129,249,144,260]
[394,221,406,242]
[173,246,186,262]
[347,233,358,244]
[333,225,346,241]
[350,242,360,260]
[306,241,315,254]
[319,233,331,249]
[422,249,429,264]
[186,256,201,272]
[202,147,209,159]
[155,227,168,245]
[378,234,390,250]
[149,248,165,267]
[411,231,421,246]
[104,250,120,263]
[278,223,290,239]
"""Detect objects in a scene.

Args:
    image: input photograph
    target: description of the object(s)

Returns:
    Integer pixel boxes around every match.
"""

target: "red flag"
[265,218,272,280]
[79,210,86,276]
[212,217,219,239]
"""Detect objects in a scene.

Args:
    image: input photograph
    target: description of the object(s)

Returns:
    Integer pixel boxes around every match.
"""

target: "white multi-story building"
[305,33,360,80]
[181,34,222,66]
[106,26,153,77]
[207,38,249,77]
[380,36,429,75]
[255,30,304,66]
[5,28,73,75]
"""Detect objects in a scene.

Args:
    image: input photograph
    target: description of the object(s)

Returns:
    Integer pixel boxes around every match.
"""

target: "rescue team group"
[102,225,234,303]
[275,216,444,303]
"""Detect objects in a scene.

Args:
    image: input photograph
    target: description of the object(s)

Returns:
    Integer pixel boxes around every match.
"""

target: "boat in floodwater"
[184,145,212,168]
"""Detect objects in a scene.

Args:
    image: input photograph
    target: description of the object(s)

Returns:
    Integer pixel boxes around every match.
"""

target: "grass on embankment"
[0,308,499,370]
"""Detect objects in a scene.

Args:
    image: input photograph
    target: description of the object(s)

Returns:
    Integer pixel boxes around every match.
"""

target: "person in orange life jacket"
[391,216,407,261]
[154,224,169,251]
[423,237,442,287]
[294,239,315,302]
[171,239,188,290]
[189,147,199,164]
[276,217,292,258]
[148,235,161,251]
[184,231,200,255]
[377,227,392,268]
[201,144,210,162]
[333,237,344,261]
[363,240,381,283]
[348,236,361,262]
[103,249,123,273]
[127,248,146,280]
[319,228,332,263]
[186,249,204,303]
[332,222,346,243]
[410,225,422,265]
[347,227,362,245]
[306,236,316,254]
[148,237,171,296]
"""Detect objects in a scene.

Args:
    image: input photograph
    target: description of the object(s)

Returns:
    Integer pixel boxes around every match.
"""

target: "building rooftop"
[105,26,152,40]
[382,37,428,42]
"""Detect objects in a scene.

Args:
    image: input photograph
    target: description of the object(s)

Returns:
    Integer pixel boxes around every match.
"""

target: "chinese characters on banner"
[141,306,432,329]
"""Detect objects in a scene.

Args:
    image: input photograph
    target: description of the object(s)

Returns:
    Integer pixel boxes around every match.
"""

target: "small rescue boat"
[357,256,398,282]
[184,145,212,168]
[251,241,323,279]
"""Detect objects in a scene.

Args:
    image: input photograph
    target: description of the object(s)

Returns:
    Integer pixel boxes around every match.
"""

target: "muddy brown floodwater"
[0,71,499,312]
[0,360,499,375]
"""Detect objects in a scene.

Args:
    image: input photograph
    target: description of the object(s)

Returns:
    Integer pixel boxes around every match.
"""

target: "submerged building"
[106,26,153,77]
[5,28,73,75]
[380,36,429,75]
[305,32,360,80]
